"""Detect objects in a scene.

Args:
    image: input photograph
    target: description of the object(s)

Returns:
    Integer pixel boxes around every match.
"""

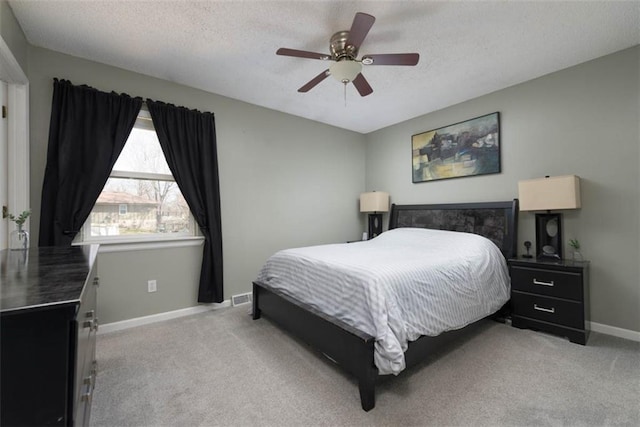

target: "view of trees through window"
[87,125,192,239]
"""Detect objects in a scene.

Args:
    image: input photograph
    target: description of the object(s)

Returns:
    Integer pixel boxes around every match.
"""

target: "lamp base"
[535,213,563,259]
[368,214,383,240]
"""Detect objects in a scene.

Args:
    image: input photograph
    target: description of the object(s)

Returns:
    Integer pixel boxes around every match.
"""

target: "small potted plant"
[569,238,582,261]
[5,209,31,250]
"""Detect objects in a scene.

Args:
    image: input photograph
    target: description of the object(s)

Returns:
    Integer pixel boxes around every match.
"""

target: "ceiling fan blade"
[352,73,373,97]
[277,48,330,61]
[361,53,420,66]
[346,12,375,50]
[298,69,330,92]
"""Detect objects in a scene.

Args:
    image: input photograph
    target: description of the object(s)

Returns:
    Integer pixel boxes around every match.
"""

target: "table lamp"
[518,175,581,259]
[359,191,389,240]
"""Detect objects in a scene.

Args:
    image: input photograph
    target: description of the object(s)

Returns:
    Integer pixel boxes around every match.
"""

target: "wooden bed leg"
[358,373,376,411]
[252,282,261,320]
[356,334,377,411]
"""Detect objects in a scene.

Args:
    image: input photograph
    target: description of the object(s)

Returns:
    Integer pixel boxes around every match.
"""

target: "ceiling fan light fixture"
[277,12,419,96]
[330,60,362,83]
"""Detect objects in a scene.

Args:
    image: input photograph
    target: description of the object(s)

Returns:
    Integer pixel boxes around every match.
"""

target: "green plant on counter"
[4,210,31,229]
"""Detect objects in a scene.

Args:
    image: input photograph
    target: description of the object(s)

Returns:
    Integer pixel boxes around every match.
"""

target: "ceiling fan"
[276,12,420,97]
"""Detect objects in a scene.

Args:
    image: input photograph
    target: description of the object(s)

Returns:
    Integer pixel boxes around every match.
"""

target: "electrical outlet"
[147,280,157,293]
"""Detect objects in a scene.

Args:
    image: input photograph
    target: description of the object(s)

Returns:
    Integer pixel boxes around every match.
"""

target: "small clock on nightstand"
[508,257,590,345]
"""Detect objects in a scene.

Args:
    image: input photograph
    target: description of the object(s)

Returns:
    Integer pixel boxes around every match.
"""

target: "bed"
[252,199,518,411]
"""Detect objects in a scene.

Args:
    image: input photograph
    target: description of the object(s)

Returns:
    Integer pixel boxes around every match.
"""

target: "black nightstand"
[508,258,590,345]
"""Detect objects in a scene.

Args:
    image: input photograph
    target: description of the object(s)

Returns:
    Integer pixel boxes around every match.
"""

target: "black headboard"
[389,199,518,259]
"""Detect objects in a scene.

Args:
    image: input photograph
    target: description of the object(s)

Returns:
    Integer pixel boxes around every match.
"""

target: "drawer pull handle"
[83,319,99,331]
[533,278,555,287]
[534,304,555,314]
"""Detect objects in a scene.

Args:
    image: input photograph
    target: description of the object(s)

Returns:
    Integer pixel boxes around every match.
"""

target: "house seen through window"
[82,110,194,241]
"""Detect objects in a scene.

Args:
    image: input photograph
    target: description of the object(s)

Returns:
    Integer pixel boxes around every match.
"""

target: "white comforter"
[256,228,510,375]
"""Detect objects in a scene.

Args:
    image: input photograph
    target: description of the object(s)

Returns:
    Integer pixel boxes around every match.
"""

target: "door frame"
[0,36,29,248]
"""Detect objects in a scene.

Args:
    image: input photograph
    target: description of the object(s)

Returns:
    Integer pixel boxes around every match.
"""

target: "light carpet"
[91,306,639,426]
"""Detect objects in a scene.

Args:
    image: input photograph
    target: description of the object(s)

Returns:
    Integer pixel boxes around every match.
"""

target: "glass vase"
[572,251,583,262]
[9,226,29,250]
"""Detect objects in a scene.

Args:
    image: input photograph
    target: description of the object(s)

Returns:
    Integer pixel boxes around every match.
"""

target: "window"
[81,109,195,242]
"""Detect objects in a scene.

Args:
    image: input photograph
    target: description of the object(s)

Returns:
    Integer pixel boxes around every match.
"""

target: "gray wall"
[0,0,28,73]
[97,246,203,324]
[27,46,366,324]
[365,46,640,332]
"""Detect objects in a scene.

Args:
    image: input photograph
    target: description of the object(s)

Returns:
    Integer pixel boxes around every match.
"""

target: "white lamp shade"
[360,191,389,213]
[518,175,581,211]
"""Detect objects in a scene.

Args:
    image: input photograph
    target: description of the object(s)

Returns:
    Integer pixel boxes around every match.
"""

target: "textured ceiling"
[8,0,640,134]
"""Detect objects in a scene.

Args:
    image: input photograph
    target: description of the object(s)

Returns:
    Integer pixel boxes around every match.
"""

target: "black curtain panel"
[146,99,223,303]
[39,79,142,246]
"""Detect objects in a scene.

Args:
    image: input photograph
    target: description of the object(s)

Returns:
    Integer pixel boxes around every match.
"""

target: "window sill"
[73,236,205,253]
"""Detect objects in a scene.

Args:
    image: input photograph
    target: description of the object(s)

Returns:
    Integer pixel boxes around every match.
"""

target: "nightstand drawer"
[510,266,582,301]
[511,292,584,329]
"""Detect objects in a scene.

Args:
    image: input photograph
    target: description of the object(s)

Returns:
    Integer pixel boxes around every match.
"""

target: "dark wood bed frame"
[252,199,518,411]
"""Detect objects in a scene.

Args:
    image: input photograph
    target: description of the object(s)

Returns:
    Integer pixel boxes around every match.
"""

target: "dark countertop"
[1,245,98,313]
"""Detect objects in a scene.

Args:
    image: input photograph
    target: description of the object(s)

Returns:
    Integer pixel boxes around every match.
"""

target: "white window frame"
[76,108,200,246]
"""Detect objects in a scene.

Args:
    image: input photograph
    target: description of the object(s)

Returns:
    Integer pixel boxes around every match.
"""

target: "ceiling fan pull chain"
[344,82,347,107]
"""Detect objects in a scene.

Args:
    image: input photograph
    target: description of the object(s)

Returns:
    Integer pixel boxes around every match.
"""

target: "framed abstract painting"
[412,112,501,183]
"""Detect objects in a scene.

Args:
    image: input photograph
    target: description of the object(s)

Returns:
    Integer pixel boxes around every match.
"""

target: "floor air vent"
[231,292,252,307]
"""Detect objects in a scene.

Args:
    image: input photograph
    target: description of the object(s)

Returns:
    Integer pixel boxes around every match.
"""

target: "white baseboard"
[588,321,640,342]
[98,300,232,335]
[98,305,639,342]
